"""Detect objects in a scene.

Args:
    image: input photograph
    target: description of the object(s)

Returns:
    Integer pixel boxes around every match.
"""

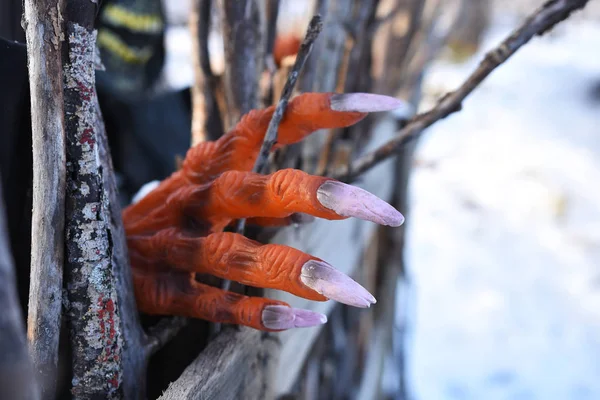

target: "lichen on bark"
[63,22,123,398]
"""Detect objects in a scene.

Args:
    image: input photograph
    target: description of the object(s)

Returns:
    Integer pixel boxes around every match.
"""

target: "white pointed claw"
[262,305,328,330]
[300,260,376,308]
[316,180,405,227]
[329,93,410,113]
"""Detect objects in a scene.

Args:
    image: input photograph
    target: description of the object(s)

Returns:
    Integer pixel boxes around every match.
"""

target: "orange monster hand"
[123,92,405,332]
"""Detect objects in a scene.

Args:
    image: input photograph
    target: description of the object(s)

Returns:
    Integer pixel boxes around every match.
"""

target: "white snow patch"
[406,17,600,400]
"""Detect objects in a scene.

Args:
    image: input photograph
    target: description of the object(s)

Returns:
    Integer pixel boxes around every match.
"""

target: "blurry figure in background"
[95,0,192,203]
[97,0,166,99]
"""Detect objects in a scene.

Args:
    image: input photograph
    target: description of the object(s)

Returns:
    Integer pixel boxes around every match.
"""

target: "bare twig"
[298,0,330,92]
[190,0,225,143]
[146,317,189,355]
[190,0,210,146]
[233,14,323,285]
[265,0,281,67]
[23,0,66,396]
[253,15,323,174]
[259,0,281,107]
[230,14,323,313]
[336,0,590,183]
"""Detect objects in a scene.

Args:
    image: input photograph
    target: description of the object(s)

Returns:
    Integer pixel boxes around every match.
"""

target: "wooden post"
[23,0,66,395]
[61,1,148,397]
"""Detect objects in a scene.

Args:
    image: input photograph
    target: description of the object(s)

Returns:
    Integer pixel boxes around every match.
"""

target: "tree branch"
[253,15,323,175]
[264,0,281,68]
[190,0,210,146]
[23,0,66,396]
[145,317,188,355]
[335,0,590,183]
[190,0,223,144]
[234,13,322,302]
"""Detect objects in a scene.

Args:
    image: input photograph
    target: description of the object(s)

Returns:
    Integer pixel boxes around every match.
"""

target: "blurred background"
[2,0,600,399]
[409,4,600,399]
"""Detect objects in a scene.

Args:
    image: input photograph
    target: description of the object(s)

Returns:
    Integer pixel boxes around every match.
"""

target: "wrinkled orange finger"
[132,268,326,331]
[182,92,404,177]
[129,230,376,308]
[195,169,404,229]
[124,169,404,235]
[123,92,403,226]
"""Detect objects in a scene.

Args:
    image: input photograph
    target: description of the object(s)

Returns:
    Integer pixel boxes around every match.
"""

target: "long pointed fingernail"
[300,260,376,308]
[330,93,409,113]
[262,305,327,330]
[316,181,404,227]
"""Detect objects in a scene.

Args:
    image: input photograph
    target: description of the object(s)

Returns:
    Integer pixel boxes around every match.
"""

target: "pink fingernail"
[262,305,327,330]
[300,260,376,308]
[329,93,409,113]
[316,181,405,227]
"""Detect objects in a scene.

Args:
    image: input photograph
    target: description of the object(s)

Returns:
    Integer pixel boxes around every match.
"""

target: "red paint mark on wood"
[79,127,95,148]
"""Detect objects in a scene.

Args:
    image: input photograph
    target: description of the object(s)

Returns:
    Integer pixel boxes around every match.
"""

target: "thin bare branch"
[190,0,225,143]
[253,15,324,174]
[23,0,66,396]
[233,14,323,288]
[335,0,590,183]
[146,317,189,355]
[190,0,210,146]
[299,0,331,92]
[265,0,281,66]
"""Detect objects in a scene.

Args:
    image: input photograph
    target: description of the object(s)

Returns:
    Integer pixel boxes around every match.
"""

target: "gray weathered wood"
[23,0,66,396]
[158,328,279,400]
[219,0,265,129]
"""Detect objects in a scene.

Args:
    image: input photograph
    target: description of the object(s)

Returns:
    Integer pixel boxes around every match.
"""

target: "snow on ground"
[405,16,600,400]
